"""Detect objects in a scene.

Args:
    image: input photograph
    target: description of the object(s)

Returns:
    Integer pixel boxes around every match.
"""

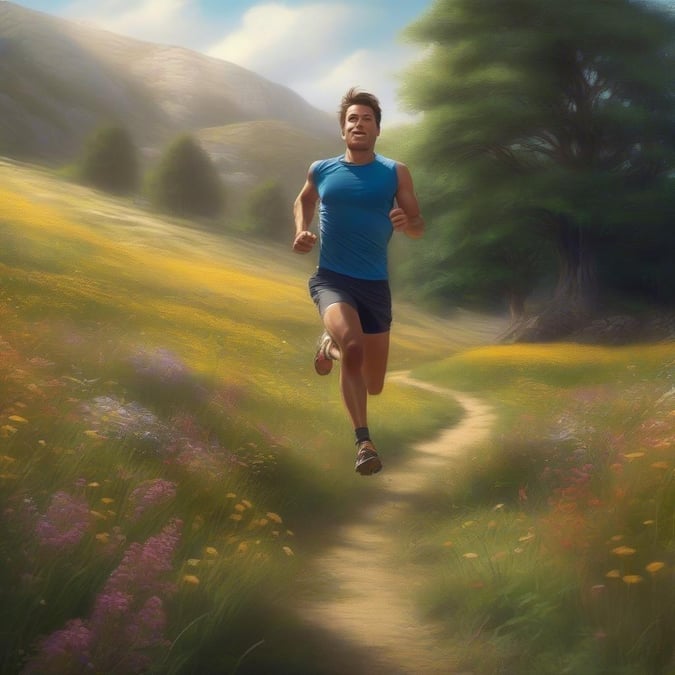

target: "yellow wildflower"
[186,559,200,567]
[623,452,645,460]
[241,499,252,508]
[282,546,294,556]
[266,512,283,524]
[229,514,242,521]
[100,497,115,505]
[611,546,636,556]
[182,575,200,586]
[87,482,100,488]
[8,415,28,423]
[205,547,218,557]
[622,575,644,584]
[645,562,665,574]
[605,569,621,579]
[462,552,479,559]
[651,461,670,470]
[95,533,110,544]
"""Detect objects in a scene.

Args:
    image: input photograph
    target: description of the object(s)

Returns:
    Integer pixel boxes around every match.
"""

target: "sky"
[10,0,435,126]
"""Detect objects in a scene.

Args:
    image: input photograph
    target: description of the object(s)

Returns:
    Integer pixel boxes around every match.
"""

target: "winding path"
[296,373,495,675]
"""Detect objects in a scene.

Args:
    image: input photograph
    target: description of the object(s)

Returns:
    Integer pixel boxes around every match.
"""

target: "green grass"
[3,159,673,675]
[0,159,497,674]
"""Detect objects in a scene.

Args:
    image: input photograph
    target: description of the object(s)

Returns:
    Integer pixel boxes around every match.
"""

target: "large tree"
[400,0,675,336]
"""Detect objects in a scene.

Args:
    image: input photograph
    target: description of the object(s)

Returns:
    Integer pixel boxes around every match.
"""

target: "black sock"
[355,427,370,444]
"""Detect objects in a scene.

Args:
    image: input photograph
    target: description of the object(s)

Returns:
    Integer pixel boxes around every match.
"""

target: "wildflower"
[237,542,249,555]
[101,497,115,505]
[95,533,110,544]
[651,461,670,470]
[462,552,479,559]
[35,491,90,551]
[182,575,200,586]
[234,503,246,512]
[266,512,282,524]
[623,452,645,460]
[22,619,92,674]
[8,415,28,423]
[204,546,218,557]
[605,569,621,579]
[645,562,665,574]
[229,514,242,521]
[622,575,644,584]
[127,479,176,522]
[225,492,237,499]
[611,545,636,556]
[241,499,252,508]
[186,558,200,567]
[282,546,294,556]
[88,482,100,488]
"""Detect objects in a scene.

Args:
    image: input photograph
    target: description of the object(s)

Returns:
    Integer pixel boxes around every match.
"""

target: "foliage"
[243,179,293,243]
[400,0,675,313]
[77,125,140,195]
[149,135,225,219]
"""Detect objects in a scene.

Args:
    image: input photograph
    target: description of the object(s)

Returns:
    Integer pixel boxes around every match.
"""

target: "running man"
[292,87,425,476]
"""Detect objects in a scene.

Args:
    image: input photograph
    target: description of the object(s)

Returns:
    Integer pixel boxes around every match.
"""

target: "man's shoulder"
[309,156,343,178]
[374,154,399,171]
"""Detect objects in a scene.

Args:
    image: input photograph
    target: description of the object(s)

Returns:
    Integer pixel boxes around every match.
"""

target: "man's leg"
[362,332,390,395]
[322,302,368,430]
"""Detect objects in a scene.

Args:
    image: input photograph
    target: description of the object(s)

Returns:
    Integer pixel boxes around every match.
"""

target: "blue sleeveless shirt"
[311,154,398,280]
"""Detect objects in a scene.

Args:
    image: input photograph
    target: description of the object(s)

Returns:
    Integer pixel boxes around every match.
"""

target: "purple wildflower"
[34,491,90,552]
[127,478,177,522]
[22,619,92,674]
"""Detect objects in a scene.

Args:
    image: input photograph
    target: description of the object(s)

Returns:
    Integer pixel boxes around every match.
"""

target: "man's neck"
[343,148,376,165]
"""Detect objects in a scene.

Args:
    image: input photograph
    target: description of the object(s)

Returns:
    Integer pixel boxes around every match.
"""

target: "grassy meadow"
[1,158,674,674]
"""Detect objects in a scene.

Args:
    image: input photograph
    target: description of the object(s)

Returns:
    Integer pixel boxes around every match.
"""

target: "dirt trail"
[296,373,495,675]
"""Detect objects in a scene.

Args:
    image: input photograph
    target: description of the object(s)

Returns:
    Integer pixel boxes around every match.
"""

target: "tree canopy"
[78,125,140,196]
[399,0,675,327]
[149,135,224,219]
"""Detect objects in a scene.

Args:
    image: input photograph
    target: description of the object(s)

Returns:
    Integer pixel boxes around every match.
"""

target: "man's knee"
[340,339,364,371]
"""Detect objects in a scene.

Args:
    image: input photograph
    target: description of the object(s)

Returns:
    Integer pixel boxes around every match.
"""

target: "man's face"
[342,104,380,150]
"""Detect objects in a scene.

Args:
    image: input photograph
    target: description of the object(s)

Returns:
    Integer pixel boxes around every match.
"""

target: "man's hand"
[293,230,317,253]
[389,207,410,232]
[390,207,424,239]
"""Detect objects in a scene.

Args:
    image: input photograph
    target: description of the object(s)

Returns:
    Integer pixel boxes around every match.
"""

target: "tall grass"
[405,344,675,674]
[0,161,492,673]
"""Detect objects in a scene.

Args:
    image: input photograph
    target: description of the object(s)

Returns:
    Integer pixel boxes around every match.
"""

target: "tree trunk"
[553,216,597,314]
[501,217,598,343]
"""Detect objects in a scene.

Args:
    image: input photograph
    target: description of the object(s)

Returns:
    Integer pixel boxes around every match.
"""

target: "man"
[292,87,424,476]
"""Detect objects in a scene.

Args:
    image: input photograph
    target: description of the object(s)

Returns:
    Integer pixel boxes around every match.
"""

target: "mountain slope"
[0,1,336,162]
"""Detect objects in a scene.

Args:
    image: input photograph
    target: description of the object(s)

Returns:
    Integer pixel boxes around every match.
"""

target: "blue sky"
[10,0,434,125]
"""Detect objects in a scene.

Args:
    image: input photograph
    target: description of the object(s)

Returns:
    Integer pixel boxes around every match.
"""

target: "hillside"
[0,1,336,163]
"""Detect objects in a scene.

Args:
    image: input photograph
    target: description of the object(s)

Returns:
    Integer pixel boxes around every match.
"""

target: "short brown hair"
[338,87,382,129]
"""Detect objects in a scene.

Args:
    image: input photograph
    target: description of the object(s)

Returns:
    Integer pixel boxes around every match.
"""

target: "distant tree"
[401,0,675,334]
[150,135,224,218]
[244,179,292,242]
[79,125,139,195]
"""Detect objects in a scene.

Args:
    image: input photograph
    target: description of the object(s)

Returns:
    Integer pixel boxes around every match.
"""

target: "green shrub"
[78,125,140,195]
[149,135,224,218]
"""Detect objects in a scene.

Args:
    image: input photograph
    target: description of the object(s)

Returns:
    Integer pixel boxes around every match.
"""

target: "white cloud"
[294,45,422,127]
[207,2,353,83]
[58,0,422,125]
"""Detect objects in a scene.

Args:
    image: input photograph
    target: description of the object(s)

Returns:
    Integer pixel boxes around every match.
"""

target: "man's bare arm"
[391,163,424,239]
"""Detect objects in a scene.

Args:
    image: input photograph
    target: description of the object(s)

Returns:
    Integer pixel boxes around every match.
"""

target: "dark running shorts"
[308,267,392,334]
